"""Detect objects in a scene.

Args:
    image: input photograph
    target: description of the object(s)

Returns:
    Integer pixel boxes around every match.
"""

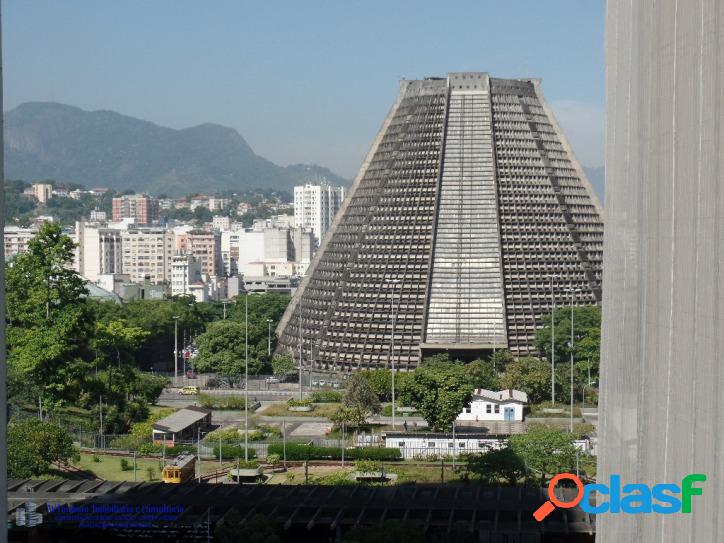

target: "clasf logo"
[533,473,706,520]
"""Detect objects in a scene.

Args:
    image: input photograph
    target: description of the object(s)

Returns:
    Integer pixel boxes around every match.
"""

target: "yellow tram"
[162,453,196,483]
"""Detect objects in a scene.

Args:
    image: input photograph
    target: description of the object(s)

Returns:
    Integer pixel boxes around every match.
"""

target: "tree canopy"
[400,358,473,431]
[508,425,578,485]
[8,419,78,478]
[194,320,262,380]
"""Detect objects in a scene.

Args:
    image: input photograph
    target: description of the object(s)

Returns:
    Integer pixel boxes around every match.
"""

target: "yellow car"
[178,386,200,395]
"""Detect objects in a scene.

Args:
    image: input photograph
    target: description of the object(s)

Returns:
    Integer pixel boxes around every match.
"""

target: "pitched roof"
[472,388,528,403]
[152,406,211,434]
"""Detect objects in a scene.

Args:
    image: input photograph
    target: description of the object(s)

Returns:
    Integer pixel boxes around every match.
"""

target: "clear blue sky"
[5,1,606,178]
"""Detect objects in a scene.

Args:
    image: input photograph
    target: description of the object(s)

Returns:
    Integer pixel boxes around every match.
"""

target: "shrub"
[309,390,343,403]
[120,458,131,471]
[213,445,257,460]
[354,460,380,473]
[92,455,101,463]
[287,398,313,408]
[137,443,162,455]
[266,443,401,461]
[198,394,251,410]
[205,427,242,442]
[266,454,281,465]
[145,466,156,481]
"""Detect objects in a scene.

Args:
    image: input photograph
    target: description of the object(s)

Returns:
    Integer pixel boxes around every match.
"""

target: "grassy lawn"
[72,453,163,481]
[259,402,341,418]
[69,453,239,482]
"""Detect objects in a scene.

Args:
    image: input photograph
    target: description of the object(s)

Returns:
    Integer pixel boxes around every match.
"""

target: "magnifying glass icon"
[533,473,584,521]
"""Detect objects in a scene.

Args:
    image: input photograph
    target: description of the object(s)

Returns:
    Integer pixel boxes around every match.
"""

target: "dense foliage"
[266,443,401,461]
[8,419,78,478]
[5,224,167,432]
[509,425,579,485]
[400,358,472,431]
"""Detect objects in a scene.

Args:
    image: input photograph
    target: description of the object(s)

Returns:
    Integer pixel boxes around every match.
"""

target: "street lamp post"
[172,316,180,380]
[222,300,228,320]
[386,279,401,429]
[548,274,560,405]
[267,318,273,357]
[298,298,303,401]
[565,286,582,433]
[244,290,249,462]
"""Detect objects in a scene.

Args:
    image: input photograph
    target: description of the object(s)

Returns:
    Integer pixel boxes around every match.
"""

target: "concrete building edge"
[274,82,408,344]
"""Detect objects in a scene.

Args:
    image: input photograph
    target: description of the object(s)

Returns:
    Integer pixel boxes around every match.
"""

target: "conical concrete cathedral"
[277,73,603,372]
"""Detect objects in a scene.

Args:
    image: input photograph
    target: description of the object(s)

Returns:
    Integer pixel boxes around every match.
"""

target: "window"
[398,442,405,448]
[459,442,466,448]
[428,442,435,448]
[448,442,454,448]
[478,442,487,449]
[495,405,500,414]
[465,406,471,414]
[486,404,492,414]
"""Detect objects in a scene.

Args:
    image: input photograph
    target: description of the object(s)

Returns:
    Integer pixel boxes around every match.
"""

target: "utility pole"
[282,419,287,469]
[386,279,401,429]
[565,285,581,433]
[197,426,201,482]
[99,395,103,449]
[173,316,180,379]
[244,290,249,462]
[267,318,273,356]
[222,300,228,320]
[549,274,559,405]
[298,299,303,401]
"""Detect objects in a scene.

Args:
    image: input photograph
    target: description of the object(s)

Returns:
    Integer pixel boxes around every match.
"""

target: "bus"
[161,453,196,484]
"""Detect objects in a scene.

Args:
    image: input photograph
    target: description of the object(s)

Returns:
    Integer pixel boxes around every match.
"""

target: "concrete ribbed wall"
[599,1,724,541]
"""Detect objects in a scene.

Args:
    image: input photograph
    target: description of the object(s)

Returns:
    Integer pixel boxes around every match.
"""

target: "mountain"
[583,165,605,203]
[4,102,348,196]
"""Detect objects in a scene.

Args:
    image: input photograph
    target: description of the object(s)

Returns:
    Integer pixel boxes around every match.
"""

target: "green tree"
[343,374,382,426]
[509,425,578,485]
[466,446,525,485]
[92,319,150,394]
[331,405,367,430]
[194,321,262,381]
[498,357,554,404]
[490,349,515,371]
[356,369,392,401]
[401,359,472,431]
[271,354,294,377]
[465,359,499,390]
[535,305,601,385]
[8,419,79,478]
[6,222,87,326]
[6,224,94,406]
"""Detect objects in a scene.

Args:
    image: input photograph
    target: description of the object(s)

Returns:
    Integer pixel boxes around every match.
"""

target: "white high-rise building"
[294,182,345,244]
[75,221,123,282]
[171,253,203,298]
[121,227,174,284]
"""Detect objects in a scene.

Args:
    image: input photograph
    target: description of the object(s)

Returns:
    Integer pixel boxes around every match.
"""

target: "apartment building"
[121,227,174,284]
[112,194,159,225]
[75,221,123,282]
[293,182,345,244]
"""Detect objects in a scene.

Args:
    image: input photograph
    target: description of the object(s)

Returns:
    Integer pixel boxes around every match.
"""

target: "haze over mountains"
[5,101,604,201]
[4,102,348,197]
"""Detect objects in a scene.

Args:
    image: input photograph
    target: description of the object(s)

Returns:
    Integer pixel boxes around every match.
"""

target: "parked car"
[178,385,199,395]
[265,377,280,384]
